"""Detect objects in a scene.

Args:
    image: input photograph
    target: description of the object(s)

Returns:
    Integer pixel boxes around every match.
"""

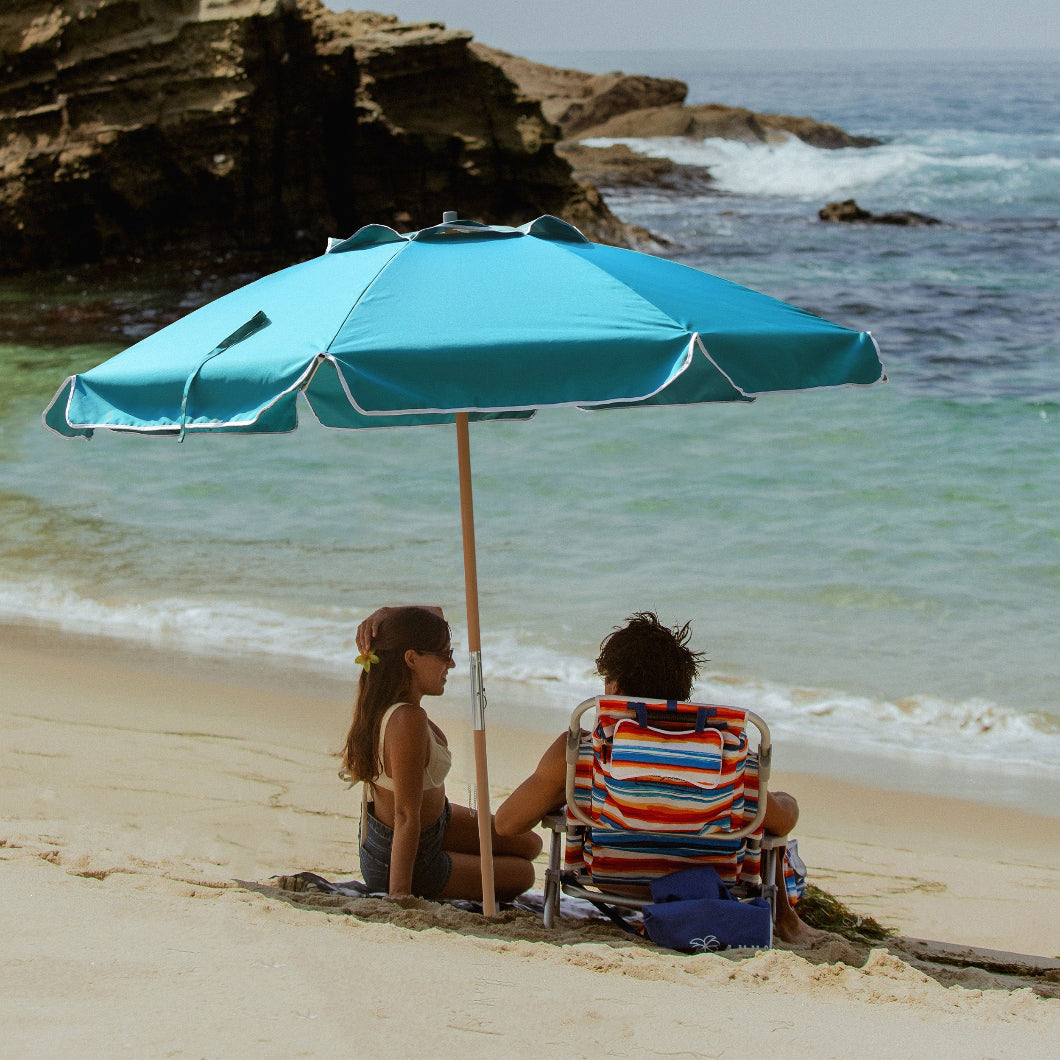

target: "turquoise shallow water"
[2,50,1058,812]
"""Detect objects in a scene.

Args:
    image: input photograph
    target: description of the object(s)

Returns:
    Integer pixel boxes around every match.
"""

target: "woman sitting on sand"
[342,605,541,901]
[493,611,820,944]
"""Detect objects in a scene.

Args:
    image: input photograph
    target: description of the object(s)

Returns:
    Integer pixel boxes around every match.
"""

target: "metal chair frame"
[539,696,786,932]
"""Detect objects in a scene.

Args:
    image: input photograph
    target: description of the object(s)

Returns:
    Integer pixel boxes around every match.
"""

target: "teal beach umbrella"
[44,214,885,913]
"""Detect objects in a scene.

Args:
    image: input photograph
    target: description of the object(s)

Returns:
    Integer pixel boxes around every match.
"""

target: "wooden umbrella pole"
[455,412,497,916]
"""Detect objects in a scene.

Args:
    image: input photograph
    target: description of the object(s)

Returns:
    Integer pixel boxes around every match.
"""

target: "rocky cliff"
[1,3,886,274]
[474,46,878,150]
[475,45,881,190]
[0,0,631,273]
[469,45,689,138]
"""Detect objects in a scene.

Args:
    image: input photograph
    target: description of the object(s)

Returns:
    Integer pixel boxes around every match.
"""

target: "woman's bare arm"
[383,705,430,897]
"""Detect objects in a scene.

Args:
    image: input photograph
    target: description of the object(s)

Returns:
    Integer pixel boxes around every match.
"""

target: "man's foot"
[774,902,827,945]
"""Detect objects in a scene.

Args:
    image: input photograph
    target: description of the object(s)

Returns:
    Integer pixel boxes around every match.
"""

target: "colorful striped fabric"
[563,698,767,890]
[602,717,746,832]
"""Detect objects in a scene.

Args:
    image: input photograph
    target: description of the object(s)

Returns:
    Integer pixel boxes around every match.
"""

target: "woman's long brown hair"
[342,607,452,783]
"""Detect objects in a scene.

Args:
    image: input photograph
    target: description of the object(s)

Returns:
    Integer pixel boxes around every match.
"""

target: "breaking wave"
[582,130,1060,212]
[4,578,1057,791]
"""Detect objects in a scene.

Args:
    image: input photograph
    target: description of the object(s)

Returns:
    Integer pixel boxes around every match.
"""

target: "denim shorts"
[359,799,453,898]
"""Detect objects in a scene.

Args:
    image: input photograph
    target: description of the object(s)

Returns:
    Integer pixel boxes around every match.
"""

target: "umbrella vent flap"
[325,215,589,255]
[178,311,272,441]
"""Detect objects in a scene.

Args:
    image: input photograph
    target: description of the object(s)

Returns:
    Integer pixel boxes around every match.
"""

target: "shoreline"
[5,616,1057,819]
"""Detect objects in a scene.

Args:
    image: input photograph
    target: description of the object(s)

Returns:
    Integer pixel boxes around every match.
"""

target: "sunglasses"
[418,648,455,663]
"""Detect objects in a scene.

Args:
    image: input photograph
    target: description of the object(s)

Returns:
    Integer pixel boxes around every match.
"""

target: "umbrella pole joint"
[469,650,486,730]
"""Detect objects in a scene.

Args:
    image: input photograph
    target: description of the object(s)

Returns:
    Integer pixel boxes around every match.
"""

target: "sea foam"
[582,135,909,200]
[4,578,1057,789]
[582,130,1060,210]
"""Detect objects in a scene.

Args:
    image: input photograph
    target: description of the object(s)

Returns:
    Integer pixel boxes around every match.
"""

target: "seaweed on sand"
[797,884,894,943]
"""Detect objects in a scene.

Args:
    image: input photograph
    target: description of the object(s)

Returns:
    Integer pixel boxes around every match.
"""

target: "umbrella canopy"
[45,215,882,438]
[43,214,885,913]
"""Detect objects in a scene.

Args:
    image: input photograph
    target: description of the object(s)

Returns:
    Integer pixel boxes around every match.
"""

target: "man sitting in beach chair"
[495,612,817,943]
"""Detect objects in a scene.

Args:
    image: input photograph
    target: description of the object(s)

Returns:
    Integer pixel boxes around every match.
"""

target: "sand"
[2,624,1059,1057]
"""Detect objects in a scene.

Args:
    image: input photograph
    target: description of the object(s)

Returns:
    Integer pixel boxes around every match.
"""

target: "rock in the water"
[819,199,875,223]
[554,143,715,192]
[819,199,941,225]
[570,103,881,150]
[476,46,879,150]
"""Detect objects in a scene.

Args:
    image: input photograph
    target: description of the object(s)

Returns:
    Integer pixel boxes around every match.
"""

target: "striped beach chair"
[541,696,787,931]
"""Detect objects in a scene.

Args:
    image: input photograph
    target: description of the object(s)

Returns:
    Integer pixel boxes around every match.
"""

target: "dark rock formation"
[819,199,941,226]
[555,142,715,192]
[572,103,881,150]
[819,200,874,223]
[477,48,881,189]
[754,112,882,151]
[470,45,687,138]
[475,46,879,151]
[0,1,895,273]
[0,0,634,273]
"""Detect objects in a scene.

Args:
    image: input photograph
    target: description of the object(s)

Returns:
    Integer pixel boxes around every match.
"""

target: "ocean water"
[2,50,1058,813]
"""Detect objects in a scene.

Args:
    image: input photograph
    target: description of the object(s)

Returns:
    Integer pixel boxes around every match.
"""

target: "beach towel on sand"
[269,873,612,921]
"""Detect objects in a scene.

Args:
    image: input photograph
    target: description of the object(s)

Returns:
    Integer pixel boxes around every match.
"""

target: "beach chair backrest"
[596,699,750,834]
[562,696,770,890]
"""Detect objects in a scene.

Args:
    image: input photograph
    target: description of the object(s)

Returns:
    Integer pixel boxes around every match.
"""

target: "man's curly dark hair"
[594,611,705,702]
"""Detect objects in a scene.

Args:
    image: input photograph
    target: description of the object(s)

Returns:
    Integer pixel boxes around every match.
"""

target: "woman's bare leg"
[440,851,536,902]
[434,803,541,901]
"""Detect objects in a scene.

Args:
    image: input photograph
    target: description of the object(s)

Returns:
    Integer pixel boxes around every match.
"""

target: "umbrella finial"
[442,210,458,223]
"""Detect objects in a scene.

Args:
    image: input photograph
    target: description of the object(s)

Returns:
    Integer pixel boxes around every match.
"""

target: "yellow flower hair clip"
[356,650,380,671]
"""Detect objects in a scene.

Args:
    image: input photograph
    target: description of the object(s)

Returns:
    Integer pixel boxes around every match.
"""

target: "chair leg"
[760,846,777,917]
[543,875,558,929]
[541,814,564,928]
[758,834,787,921]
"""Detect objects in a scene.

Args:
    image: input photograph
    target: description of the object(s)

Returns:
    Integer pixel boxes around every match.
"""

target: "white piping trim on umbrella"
[43,326,883,438]
[696,331,887,396]
[868,332,888,383]
[42,377,88,440]
[691,334,751,398]
[44,355,327,437]
[316,336,697,419]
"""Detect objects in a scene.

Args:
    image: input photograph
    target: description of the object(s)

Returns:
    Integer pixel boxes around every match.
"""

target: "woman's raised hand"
[355,606,445,654]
